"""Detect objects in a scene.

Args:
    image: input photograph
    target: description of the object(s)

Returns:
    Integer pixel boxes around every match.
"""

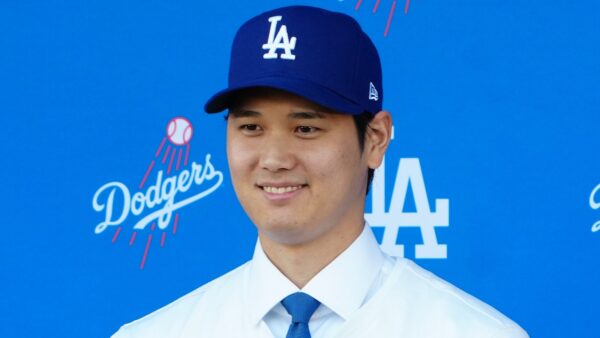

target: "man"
[112,5,528,338]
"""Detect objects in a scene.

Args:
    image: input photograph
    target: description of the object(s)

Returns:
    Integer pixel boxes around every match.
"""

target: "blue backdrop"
[1,0,598,337]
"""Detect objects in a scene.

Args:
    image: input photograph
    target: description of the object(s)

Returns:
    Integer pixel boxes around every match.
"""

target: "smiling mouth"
[259,185,306,194]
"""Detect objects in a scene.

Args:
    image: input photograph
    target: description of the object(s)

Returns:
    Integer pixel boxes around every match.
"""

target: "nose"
[259,133,296,172]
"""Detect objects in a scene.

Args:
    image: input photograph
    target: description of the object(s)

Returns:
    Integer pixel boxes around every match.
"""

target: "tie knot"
[281,292,321,324]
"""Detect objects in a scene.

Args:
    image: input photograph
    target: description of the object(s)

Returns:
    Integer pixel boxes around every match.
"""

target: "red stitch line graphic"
[140,234,153,270]
[384,1,397,37]
[167,147,176,174]
[151,222,156,231]
[112,227,122,243]
[155,137,167,158]
[184,144,190,166]
[139,160,156,189]
[404,0,410,14]
[355,0,363,11]
[173,213,179,235]
[129,231,137,246]
[162,145,171,164]
[176,148,183,171]
[373,0,381,13]
[161,232,166,247]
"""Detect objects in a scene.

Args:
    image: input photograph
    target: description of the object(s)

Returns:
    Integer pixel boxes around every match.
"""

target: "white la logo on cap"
[369,82,379,101]
[262,15,297,60]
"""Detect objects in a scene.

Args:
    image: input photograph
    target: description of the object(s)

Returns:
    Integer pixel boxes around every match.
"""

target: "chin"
[257,220,315,246]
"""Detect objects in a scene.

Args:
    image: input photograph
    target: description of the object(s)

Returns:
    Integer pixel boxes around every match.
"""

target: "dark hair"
[352,112,376,195]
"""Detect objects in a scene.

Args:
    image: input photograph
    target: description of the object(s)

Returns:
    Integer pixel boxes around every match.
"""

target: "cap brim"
[204,76,365,115]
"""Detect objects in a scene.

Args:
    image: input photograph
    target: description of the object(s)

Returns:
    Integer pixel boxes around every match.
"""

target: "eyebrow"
[228,110,261,118]
[228,110,327,119]
[288,111,326,119]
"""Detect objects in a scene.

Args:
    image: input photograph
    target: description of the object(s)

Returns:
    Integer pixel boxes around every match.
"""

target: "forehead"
[228,88,335,114]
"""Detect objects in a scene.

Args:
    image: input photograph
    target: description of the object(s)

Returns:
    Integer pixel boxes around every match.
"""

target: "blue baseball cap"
[204,5,383,115]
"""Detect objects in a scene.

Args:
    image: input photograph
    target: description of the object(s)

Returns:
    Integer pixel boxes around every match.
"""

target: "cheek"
[226,134,257,182]
[303,144,360,182]
[307,139,367,202]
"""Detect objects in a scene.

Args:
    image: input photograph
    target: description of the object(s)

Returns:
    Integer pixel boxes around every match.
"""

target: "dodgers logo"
[365,128,449,258]
[263,15,297,60]
[590,183,600,233]
[92,117,224,269]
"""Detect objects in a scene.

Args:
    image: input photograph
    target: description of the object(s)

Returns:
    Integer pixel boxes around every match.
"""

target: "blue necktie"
[281,292,321,338]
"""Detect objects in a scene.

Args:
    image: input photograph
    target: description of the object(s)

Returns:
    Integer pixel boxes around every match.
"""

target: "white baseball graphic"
[167,117,193,145]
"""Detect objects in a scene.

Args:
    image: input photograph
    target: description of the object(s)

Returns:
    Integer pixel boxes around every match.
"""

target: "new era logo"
[369,82,379,101]
[262,15,297,60]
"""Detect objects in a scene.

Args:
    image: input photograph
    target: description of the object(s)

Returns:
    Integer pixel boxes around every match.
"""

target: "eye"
[295,126,319,134]
[241,124,259,131]
[239,124,263,135]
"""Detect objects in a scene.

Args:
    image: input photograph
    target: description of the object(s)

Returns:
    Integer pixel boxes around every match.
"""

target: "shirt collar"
[246,223,385,324]
[246,238,299,326]
[302,224,385,320]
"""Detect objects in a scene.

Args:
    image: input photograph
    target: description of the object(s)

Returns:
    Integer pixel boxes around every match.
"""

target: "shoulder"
[378,258,529,338]
[111,262,250,338]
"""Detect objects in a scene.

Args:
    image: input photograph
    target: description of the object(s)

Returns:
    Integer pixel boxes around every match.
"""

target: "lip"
[256,183,307,201]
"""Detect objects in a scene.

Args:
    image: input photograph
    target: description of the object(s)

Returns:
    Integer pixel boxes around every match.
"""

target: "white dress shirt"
[249,224,395,338]
[112,224,529,338]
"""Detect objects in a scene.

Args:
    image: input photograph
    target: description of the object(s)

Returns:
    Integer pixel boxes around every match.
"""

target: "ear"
[364,111,392,169]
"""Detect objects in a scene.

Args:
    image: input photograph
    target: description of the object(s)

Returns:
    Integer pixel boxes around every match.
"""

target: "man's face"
[226,89,370,248]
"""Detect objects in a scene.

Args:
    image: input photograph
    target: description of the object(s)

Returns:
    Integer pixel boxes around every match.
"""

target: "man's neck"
[259,219,365,289]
